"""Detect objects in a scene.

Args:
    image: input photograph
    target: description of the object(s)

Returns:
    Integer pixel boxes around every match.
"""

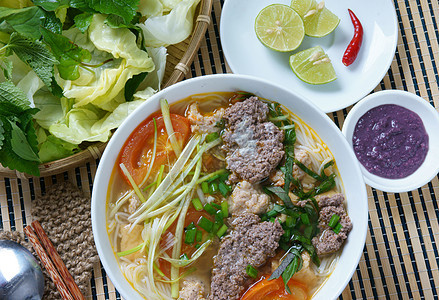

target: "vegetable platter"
[0,0,213,178]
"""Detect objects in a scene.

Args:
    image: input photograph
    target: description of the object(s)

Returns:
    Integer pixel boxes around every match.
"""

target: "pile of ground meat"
[209,213,284,300]
[312,193,353,255]
[222,97,284,183]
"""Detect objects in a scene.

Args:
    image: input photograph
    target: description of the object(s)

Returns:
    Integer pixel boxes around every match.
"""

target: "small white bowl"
[342,90,439,193]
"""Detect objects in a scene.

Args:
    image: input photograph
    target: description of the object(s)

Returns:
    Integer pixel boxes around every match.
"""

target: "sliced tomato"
[241,276,308,300]
[158,207,214,278]
[118,113,190,186]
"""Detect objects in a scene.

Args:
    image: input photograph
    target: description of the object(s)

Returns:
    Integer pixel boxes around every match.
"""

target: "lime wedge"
[291,0,340,37]
[290,0,314,17]
[255,4,305,52]
[289,46,336,84]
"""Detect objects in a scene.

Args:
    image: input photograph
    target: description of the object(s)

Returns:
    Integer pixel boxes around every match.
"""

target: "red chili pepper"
[342,9,363,66]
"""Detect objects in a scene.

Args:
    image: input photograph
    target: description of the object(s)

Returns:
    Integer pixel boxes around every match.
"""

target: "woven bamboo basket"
[0,0,213,179]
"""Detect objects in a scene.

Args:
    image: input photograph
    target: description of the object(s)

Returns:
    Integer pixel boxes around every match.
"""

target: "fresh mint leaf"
[0,81,40,176]
[84,0,139,23]
[0,115,40,176]
[0,6,44,39]
[41,10,62,34]
[74,12,93,33]
[40,27,91,80]
[0,81,32,112]
[8,33,59,90]
[32,0,70,11]
[10,120,40,162]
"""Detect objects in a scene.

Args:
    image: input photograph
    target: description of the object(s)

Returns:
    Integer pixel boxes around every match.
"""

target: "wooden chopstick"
[24,225,74,300]
[24,221,85,300]
[31,221,85,300]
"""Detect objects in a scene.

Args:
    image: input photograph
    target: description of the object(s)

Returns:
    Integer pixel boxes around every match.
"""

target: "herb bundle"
[263,101,337,293]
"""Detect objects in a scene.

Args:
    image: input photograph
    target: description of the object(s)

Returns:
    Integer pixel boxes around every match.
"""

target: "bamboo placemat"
[1,0,438,299]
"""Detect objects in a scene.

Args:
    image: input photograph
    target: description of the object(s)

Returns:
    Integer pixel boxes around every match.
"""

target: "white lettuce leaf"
[138,0,164,18]
[48,103,109,144]
[16,71,43,108]
[91,99,148,138]
[137,46,167,92]
[58,14,155,111]
[139,0,201,47]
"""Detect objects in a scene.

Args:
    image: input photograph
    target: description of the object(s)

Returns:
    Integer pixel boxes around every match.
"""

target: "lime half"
[255,4,305,52]
[291,0,340,37]
[289,46,336,84]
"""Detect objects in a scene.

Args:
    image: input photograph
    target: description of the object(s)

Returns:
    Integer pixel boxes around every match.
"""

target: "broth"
[106,92,349,300]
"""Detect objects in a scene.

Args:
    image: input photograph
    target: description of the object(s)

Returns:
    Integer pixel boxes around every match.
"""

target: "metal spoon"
[0,239,44,300]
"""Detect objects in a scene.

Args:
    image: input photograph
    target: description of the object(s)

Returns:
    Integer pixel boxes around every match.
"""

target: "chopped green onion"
[216,224,228,238]
[218,181,231,197]
[246,264,258,279]
[186,222,196,230]
[211,203,222,210]
[212,221,221,233]
[206,132,220,143]
[196,230,202,242]
[300,213,310,225]
[328,214,340,228]
[184,227,197,244]
[192,198,203,211]
[218,171,229,182]
[285,216,295,228]
[180,253,189,260]
[198,216,213,232]
[333,222,343,234]
[203,203,217,215]
[209,182,219,194]
[221,201,228,217]
[215,210,224,222]
[201,182,209,194]
[196,169,228,184]
[195,244,201,249]
[207,174,220,183]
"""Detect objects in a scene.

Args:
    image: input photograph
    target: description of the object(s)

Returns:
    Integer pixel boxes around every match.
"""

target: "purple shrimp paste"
[352,104,428,179]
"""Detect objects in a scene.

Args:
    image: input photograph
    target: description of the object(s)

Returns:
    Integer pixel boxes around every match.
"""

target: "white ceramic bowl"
[91,74,368,300]
[342,90,439,193]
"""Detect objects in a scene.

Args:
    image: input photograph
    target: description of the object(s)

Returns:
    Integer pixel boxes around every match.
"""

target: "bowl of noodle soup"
[91,74,368,300]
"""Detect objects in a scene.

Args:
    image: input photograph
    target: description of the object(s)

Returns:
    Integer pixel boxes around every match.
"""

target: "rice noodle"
[108,94,348,299]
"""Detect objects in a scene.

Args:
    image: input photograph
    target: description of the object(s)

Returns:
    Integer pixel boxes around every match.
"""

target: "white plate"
[220,0,398,113]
